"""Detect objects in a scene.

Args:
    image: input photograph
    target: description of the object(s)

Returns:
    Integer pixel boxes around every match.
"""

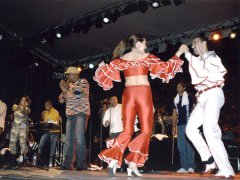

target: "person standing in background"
[172,82,195,174]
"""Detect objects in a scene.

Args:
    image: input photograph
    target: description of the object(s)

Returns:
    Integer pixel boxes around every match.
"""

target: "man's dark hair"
[194,33,208,42]
[45,100,52,105]
[177,81,187,89]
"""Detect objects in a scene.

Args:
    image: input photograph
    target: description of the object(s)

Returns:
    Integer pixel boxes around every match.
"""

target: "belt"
[198,85,221,95]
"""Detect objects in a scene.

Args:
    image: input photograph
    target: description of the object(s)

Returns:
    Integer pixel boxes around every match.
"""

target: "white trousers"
[186,88,235,175]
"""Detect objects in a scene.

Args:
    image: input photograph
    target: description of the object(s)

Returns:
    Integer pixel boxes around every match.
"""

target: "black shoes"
[59,165,74,170]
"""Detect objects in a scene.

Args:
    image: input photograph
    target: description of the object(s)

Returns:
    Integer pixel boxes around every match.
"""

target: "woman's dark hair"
[112,34,146,59]
[21,96,32,105]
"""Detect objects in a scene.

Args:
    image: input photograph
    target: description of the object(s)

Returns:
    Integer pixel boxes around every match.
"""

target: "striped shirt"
[59,79,90,115]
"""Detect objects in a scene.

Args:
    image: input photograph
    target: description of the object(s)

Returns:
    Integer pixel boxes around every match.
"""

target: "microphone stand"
[17,65,48,171]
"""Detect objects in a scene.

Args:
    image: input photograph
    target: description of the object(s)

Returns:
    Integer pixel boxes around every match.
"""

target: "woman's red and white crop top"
[93,54,184,90]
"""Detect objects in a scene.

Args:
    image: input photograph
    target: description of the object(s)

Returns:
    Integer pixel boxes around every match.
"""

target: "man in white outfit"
[103,96,139,139]
[182,35,235,179]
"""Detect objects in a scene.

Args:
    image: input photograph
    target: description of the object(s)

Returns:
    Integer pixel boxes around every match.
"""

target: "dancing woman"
[94,34,185,176]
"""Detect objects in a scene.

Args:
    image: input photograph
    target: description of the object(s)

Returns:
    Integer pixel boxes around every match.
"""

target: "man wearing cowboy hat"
[59,66,90,171]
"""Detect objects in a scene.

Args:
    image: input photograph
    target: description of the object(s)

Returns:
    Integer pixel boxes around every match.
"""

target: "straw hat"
[64,67,80,74]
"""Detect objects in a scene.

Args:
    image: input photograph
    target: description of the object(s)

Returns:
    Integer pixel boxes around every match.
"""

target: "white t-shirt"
[0,100,7,130]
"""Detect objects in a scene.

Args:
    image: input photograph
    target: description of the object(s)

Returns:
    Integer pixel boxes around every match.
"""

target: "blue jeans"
[177,124,195,170]
[63,113,89,168]
[38,132,58,158]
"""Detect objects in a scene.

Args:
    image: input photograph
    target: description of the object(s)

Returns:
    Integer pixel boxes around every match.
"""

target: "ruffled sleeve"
[93,60,121,90]
[148,54,184,83]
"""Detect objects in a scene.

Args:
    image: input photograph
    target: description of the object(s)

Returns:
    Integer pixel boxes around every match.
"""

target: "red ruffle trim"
[93,55,184,90]
[98,134,131,168]
[93,64,121,90]
[149,55,184,83]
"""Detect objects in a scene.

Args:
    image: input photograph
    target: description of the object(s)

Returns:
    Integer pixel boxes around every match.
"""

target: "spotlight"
[111,8,120,23]
[47,29,55,46]
[0,34,3,40]
[82,17,93,34]
[230,31,237,39]
[103,17,110,24]
[95,15,103,28]
[73,20,82,33]
[77,67,82,72]
[160,0,171,6]
[211,32,221,41]
[89,64,94,69]
[151,0,160,8]
[172,0,185,6]
[123,2,138,14]
[103,12,112,24]
[56,32,62,38]
[138,0,148,13]
[62,23,73,36]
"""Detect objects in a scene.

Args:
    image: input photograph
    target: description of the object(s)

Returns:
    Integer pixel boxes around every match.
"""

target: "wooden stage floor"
[0,167,239,180]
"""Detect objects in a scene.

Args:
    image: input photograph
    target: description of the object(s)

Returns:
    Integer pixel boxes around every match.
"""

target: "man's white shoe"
[214,170,234,178]
[16,155,23,163]
[176,168,189,173]
[188,168,195,173]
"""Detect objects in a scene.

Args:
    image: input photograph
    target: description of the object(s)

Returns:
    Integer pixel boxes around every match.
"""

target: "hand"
[175,45,189,57]
[180,44,189,54]
[104,120,110,127]
[99,61,106,67]
[59,80,69,92]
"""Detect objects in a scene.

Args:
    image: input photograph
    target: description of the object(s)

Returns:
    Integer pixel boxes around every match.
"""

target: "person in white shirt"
[181,34,235,179]
[0,100,7,133]
[103,96,139,139]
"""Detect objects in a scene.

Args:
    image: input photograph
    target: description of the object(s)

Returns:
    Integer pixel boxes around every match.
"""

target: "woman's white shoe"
[127,163,143,177]
[108,160,118,176]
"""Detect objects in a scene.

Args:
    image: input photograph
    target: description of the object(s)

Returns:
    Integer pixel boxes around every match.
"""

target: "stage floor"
[0,167,239,180]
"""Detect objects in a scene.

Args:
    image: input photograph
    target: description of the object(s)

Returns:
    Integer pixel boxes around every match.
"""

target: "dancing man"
[59,67,90,171]
[94,34,185,176]
[183,34,235,178]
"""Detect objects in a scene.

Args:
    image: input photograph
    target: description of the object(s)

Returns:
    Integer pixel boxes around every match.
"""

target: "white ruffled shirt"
[185,51,227,91]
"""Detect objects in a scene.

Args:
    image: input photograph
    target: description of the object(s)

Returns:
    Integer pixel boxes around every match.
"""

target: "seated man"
[38,100,60,167]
